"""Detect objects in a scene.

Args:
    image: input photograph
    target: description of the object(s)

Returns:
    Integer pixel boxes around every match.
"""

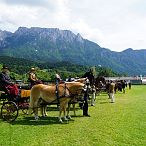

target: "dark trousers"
[83,100,88,116]
[79,102,83,109]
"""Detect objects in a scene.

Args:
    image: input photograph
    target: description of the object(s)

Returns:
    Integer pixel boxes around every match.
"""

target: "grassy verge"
[0,85,146,146]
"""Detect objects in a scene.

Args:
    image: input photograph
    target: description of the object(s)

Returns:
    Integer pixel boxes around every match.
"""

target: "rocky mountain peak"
[0,30,12,41]
[15,27,29,34]
[122,48,133,52]
[76,33,84,43]
[14,27,78,43]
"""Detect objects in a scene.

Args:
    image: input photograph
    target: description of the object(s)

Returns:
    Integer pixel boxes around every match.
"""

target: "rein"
[58,83,70,99]
[65,85,84,103]
[32,83,70,108]
[41,83,84,105]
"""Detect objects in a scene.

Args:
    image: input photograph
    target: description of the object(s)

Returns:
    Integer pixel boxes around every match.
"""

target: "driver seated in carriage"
[28,67,42,88]
[0,65,19,101]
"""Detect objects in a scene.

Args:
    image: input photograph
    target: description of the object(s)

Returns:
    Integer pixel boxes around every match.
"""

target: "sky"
[0,0,146,52]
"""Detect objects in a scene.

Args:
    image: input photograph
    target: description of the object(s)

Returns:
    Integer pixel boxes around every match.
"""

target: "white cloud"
[70,19,104,46]
[0,0,146,51]
[0,0,55,8]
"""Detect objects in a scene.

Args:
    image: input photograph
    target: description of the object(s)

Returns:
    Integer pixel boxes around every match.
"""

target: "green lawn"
[0,85,146,146]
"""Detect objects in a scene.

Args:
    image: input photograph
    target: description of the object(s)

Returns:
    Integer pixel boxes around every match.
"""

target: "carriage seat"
[20,89,31,98]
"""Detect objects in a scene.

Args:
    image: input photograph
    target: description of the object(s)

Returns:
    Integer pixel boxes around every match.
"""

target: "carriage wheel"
[1,101,18,122]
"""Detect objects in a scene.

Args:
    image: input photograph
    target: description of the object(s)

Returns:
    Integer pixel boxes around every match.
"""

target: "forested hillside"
[0,56,119,81]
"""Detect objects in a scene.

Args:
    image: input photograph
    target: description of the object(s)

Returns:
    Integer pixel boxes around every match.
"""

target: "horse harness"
[55,83,70,103]
[39,83,84,106]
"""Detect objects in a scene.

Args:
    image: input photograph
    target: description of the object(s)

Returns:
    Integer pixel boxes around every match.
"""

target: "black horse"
[82,70,95,86]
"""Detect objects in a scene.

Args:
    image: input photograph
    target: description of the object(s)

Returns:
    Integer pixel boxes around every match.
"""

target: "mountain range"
[0,27,146,75]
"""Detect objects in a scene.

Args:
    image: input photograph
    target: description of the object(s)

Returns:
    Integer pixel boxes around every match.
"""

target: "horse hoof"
[64,118,69,121]
[35,118,39,121]
[59,120,64,123]
[68,117,74,121]
[67,116,72,120]
[42,114,47,118]
[41,115,45,118]
[34,115,39,121]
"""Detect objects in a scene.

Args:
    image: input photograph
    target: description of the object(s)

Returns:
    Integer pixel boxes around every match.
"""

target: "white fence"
[104,77,146,85]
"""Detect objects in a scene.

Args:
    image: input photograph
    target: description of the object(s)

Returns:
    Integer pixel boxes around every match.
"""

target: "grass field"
[0,85,146,146]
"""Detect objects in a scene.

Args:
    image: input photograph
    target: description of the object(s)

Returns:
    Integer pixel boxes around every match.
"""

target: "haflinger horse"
[29,81,85,123]
[66,81,86,119]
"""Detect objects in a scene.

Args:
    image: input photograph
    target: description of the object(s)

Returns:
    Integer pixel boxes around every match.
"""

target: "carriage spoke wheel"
[1,101,18,122]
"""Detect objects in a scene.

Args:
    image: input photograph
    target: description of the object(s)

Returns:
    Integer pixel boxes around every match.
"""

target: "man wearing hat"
[82,77,91,117]
[0,65,19,99]
[28,67,42,88]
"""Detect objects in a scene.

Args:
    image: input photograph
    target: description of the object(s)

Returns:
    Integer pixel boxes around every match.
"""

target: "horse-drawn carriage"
[0,80,86,123]
[0,86,30,122]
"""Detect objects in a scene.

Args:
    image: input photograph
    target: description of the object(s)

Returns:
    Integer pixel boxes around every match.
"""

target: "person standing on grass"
[109,80,115,103]
[91,84,96,106]
[121,80,126,93]
[83,78,90,117]
[128,81,131,90]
